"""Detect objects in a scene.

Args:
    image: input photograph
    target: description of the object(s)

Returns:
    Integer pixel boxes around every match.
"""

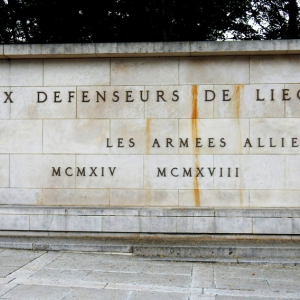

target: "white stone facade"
[0,41,300,235]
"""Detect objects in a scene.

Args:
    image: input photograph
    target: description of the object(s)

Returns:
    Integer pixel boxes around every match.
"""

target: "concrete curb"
[1,236,299,265]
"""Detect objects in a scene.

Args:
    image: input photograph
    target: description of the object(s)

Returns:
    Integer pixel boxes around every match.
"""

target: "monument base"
[0,206,299,236]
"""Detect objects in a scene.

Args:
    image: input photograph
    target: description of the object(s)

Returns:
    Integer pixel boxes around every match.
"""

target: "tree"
[0,0,299,43]
[249,0,299,39]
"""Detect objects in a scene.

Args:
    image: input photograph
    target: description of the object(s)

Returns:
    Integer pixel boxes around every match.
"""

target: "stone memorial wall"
[0,41,300,236]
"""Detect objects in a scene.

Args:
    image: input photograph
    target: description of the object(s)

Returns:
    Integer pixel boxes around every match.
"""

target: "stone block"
[0,155,9,187]
[253,217,293,234]
[77,86,144,119]
[292,218,300,234]
[139,216,177,233]
[177,217,215,233]
[9,60,43,86]
[111,57,178,85]
[215,217,252,233]
[0,188,42,205]
[43,120,109,154]
[250,55,300,84]
[213,84,286,119]
[102,216,139,232]
[285,84,300,117]
[144,155,214,189]
[10,155,75,188]
[110,119,178,154]
[110,189,178,207]
[213,84,245,119]
[0,61,9,86]
[144,85,214,119]
[66,207,139,216]
[286,156,300,189]
[0,215,29,230]
[66,216,102,232]
[213,155,285,190]
[139,207,213,217]
[42,189,109,206]
[75,155,143,188]
[11,87,76,119]
[250,190,300,208]
[44,58,110,86]
[30,215,65,231]
[240,84,285,118]
[0,120,42,153]
[250,118,300,154]
[179,190,250,207]
[0,87,10,119]
[179,119,249,155]
[179,56,249,84]
[215,208,291,218]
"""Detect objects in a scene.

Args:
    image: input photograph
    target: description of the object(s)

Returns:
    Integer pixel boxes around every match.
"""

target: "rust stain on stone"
[233,85,244,154]
[191,85,201,207]
[146,118,151,154]
[192,85,199,119]
[233,85,244,119]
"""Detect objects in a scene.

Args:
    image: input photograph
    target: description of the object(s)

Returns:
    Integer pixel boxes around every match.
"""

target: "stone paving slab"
[0,248,299,299]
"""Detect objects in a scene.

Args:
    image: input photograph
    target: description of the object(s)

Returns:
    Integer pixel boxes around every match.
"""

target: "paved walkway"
[0,249,299,300]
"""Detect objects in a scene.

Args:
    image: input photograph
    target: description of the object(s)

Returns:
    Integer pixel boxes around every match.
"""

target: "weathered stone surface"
[43,120,109,154]
[0,155,9,188]
[111,57,178,85]
[0,120,42,153]
[0,60,43,86]
[179,56,249,84]
[10,155,76,188]
[0,87,10,119]
[77,86,144,119]
[1,41,300,237]
[11,87,76,119]
[110,189,178,207]
[75,155,143,188]
[250,55,300,84]
[44,58,110,86]
[42,189,109,206]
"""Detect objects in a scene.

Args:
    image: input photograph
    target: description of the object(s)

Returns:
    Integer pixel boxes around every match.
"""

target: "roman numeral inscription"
[3,52,300,208]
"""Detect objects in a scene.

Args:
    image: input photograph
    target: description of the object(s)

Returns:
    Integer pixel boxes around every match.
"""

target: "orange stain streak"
[233,85,244,206]
[191,85,201,207]
[233,85,244,119]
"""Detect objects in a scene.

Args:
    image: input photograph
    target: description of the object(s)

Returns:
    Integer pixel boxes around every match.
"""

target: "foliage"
[0,0,299,43]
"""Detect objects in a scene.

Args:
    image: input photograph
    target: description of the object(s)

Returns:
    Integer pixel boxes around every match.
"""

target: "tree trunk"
[288,0,298,38]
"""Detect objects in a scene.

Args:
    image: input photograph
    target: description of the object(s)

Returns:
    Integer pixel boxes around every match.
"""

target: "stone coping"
[1,40,300,59]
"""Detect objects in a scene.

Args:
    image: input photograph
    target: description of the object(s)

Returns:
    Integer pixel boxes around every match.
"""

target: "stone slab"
[4,40,300,59]
[1,42,300,238]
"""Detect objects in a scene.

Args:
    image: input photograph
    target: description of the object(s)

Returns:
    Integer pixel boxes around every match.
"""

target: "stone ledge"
[1,40,300,59]
[0,236,300,264]
[0,206,299,235]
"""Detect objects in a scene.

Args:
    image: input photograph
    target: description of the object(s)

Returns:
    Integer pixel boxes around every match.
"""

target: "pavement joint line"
[203,287,300,298]
[104,283,203,294]
[6,251,63,280]
[10,278,200,294]
[0,283,18,298]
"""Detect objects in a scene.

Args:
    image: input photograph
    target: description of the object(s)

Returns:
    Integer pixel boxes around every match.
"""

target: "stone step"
[0,236,300,265]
